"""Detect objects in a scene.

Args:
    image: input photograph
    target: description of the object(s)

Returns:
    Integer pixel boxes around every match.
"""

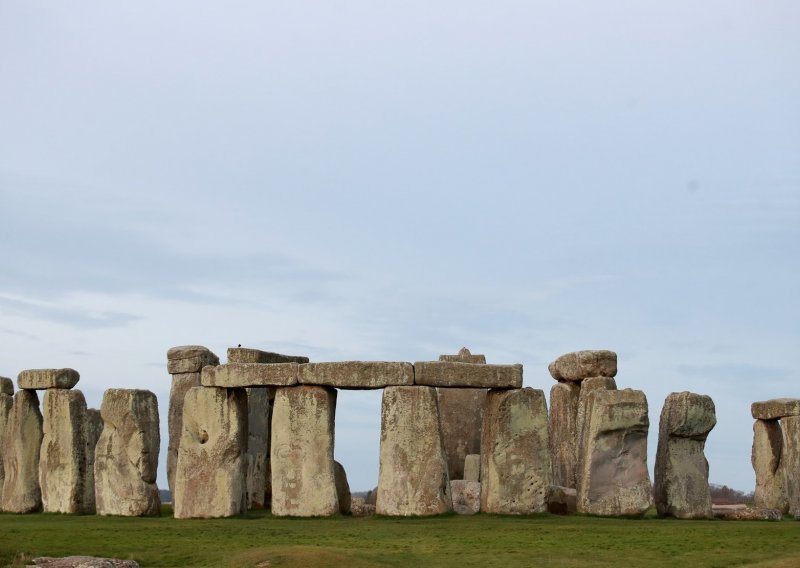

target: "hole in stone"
[199,430,209,444]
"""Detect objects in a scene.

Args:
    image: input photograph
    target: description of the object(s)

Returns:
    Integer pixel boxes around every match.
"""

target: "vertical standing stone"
[84,408,103,512]
[549,382,580,488]
[1,390,43,513]
[39,389,89,514]
[334,460,351,514]
[0,378,14,506]
[271,386,338,517]
[654,392,716,519]
[577,389,652,517]
[463,454,481,482]
[481,388,551,514]
[575,377,617,455]
[245,387,272,509]
[94,389,160,517]
[752,420,787,512]
[377,386,452,516]
[782,416,800,517]
[174,386,247,519]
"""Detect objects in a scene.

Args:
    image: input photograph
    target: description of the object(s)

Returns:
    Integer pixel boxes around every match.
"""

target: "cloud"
[0,294,141,330]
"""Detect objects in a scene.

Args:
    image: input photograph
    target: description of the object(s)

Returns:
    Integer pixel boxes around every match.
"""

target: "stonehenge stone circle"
[174,386,247,518]
[451,480,481,515]
[334,460,351,514]
[463,454,481,482]
[245,387,272,509]
[227,347,309,364]
[271,385,338,516]
[166,345,219,375]
[166,372,201,499]
[654,392,716,519]
[2,390,44,513]
[752,419,787,512]
[94,389,160,517]
[549,381,580,488]
[548,350,617,382]
[752,399,800,421]
[299,361,414,389]
[377,386,452,516]
[17,368,80,390]
[481,387,551,514]
[202,363,299,388]
[577,388,652,516]
[414,361,522,388]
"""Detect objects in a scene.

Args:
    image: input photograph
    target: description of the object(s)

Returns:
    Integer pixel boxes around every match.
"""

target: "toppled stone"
[29,557,139,567]
[549,382,580,489]
[782,415,800,517]
[166,345,219,374]
[464,454,481,482]
[0,390,13,501]
[438,388,486,480]
[481,388,551,514]
[271,386,338,517]
[84,408,102,512]
[451,480,481,515]
[351,499,376,517]
[246,387,272,509]
[439,348,486,364]
[299,361,414,389]
[752,399,800,420]
[201,363,298,388]
[17,369,79,390]
[227,347,309,364]
[94,389,160,517]
[40,389,90,514]
[547,485,577,515]
[334,460,351,514]
[712,505,783,521]
[166,372,201,499]
[0,376,13,395]
[414,362,522,389]
[1,390,43,513]
[548,350,617,382]
[377,386,452,516]
[654,392,716,519]
[752,419,788,512]
[577,389,652,517]
[174,387,247,518]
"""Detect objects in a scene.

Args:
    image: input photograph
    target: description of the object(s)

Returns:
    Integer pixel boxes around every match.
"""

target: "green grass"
[1,507,799,567]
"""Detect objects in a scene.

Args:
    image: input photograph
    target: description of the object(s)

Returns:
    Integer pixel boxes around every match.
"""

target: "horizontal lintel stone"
[167,345,219,374]
[548,350,617,382]
[751,398,800,420]
[414,361,522,388]
[17,368,79,390]
[298,361,413,389]
[227,347,309,364]
[201,363,298,388]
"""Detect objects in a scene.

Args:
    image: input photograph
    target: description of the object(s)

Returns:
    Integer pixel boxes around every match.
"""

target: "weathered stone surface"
[18,369,79,390]
[174,387,247,518]
[439,347,486,364]
[0,376,13,396]
[246,387,272,509]
[271,386,338,516]
[481,388,551,514]
[464,454,481,482]
[84,408,102,512]
[0,392,13,502]
[1,390,43,512]
[201,363,298,388]
[548,350,617,382]
[166,372,201,499]
[377,386,452,516]
[752,399,800,420]
[782,415,800,517]
[654,392,716,519]
[166,345,219,374]
[712,505,783,521]
[549,382,580,489]
[365,486,378,506]
[752,419,788,512]
[351,499,376,517]
[575,377,617,489]
[451,480,481,515]
[438,388,486,480]
[40,389,89,514]
[577,389,652,517]
[95,389,160,517]
[414,362,522,389]
[334,460,351,514]
[227,347,309,364]
[299,361,414,389]
[30,557,139,567]
[547,485,577,515]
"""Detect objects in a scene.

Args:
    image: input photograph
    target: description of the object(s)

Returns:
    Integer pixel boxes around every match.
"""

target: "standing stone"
[464,454,481,482]
[94,389,160,517]
[0,380,13,499]
[1,390,43,513]
[377,386,452,516]
[334,460,351,514]
[549,382,580,488]
[782,416,800,517]
[654,392,716,519]
[0,376,13,395]
[166,372,201,498]
[576,377,618,452]
[246,387,272,509]
[271,386,338,517]
[577,389,652,517]
[39,389,89,514]
[481,388,551,514]
[437,388,486,480]
[174,387,247,518]
[752,420,787,512]
[84,409,102,512]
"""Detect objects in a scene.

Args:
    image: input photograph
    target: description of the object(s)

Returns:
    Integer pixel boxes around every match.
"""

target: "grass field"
[1,507,799,567]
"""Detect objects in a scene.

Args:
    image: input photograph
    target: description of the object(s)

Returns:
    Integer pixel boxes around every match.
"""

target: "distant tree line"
[709,483,754,505]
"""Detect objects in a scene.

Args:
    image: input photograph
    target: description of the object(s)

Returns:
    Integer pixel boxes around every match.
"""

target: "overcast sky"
[1,1,798,493]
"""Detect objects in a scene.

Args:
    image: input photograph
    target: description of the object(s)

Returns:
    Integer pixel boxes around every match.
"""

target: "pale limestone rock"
[546,485,577,515]
[377,386,452,516]
[40,389,89,513]
[17,369,79,390]
[227,347,308,364]
[299,361,413,389]
[84,408,102,512]
[0,377,13,396]
[1,390,43,512]
[414,362,522,388]
[271,386,338,516]
[577,389,652,517]
[439,347,486,364]
[166,372,201,499]
[712,505,783,521]
[481,388,551,514]
[174,387,247,518]
[752,399,800,420]
[451,480,480,515]
[166,345,219,374]
[334,460,351,514]
[201,363,298,388]
[246,387,272,509]
[654,392,716,519]
[94,389,160,517]
[30,557,139,567]
[0,391,13,502]
[752,419,788,512]
[463,454,481,482]
[438,388,486,480]
[548,350,617,382]
[549,382,580,489]
[782,415,800,517]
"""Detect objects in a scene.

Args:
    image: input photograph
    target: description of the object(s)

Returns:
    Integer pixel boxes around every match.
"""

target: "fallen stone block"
[227,347,309,364]
[166,372,201,498]
[463,454,481,482]
[201,363,298,388]
[549,382,580,489]
[548,350,617,382]
[299,361,414,389]
[546,485,577,515]
[712,505,783,521]
[1,390,43,513]
[752,419,788,512]
[166,345,219,374]
[438,388,486,480]
[29,557,139,567]
[17,369,79,390]
[334,460,351,514]
[751,399,800,420]
[414,362,522,389]
[439,347,486,364]
[451,480,480,515]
